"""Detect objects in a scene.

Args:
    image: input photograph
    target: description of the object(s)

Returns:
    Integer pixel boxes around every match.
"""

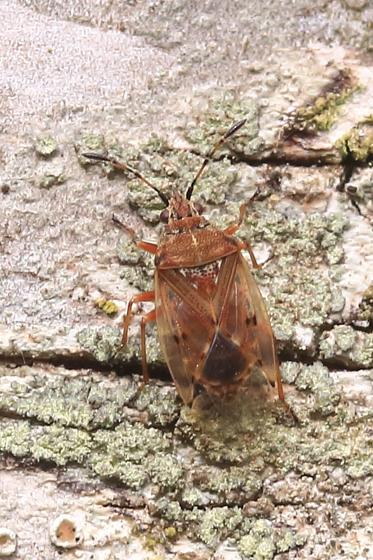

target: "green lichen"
[335,121,373,162]
[319,325,373,369]
[0,369,138,431]
[134,383,180,428]
[346,452,373,479]
[190,464,262,503]
[37,169,65,188]
[175,364,370,478]
[116,232,155,294]
[0,419,92,465]
[295,362,340,416]
[0,419,31,457]
[152,498,183,523]
[86,378,139,428]
[295,90,352,131]
[146,454,184,490]
[79,133,105,152]
[124,140,239,224]
[119,263,154,292]
[116,236,152,267]
[276,529,306,554]
[238,520,275,560]
[176,392,295,468]
[0,361,371,555]
[289,70,358,133]
[239,520,308,559]
[184,95,261,157]
[163,526,177,540]
[76,133,106,165]
[197,506,243,547]
[127,175,168,224]
[354,284,373,326]
[113,136,248,296]
[88,421,181,490]
[181,487,209,508]
[91,455,148,488]
[79,308,162,370]
[94,297,119,316]
[280,362,301,384]
[34,135,58,157]
[32,425,92,465]
[240,207,348,348]
[0,377,93,429]
[94,421,170,462]
[77,325,128,363]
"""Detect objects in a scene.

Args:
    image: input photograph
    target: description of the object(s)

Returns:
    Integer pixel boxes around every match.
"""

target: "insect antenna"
[82,152,169,206]
[185,118,247,200]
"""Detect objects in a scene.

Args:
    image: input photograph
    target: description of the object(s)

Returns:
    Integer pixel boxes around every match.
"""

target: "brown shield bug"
[83,119,285,405]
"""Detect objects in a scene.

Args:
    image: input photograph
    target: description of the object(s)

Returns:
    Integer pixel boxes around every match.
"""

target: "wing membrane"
[155,270,216,403]
[216,253,282,392]
[155,252,282,402]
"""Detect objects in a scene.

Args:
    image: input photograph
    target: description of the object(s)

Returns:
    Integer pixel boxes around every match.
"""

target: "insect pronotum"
[83,119,286,405]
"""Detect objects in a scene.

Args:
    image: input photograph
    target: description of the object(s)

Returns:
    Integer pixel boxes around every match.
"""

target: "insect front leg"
[238,240,261,269]
[224,206,263,269]
[223,203,247,236]
[112,215,158,255]
[223,193,262,235]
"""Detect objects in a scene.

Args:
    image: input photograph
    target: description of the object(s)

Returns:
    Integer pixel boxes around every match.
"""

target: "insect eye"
[160,208,169,223]
[194,202,204,215]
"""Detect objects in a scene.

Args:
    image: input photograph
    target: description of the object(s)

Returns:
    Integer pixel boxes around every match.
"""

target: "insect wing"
[154,269,216,404]
[218,253,283,397]
[198,252,280,393]
[154,251,283,402]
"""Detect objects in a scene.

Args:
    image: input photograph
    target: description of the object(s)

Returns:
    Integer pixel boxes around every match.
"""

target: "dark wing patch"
[203,331,247,383]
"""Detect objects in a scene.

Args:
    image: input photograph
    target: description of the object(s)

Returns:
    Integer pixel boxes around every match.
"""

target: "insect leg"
[135,239,158,254]
[276,371,285,401]
[262,365,298,421]
[112,214,158,255]
[223,188,262,236]
[122,291,155,346]
[253,314,283,404]
[140,308,157,384]
[264,353,284,402]
[237,240,261,269]
[223,203,247,236]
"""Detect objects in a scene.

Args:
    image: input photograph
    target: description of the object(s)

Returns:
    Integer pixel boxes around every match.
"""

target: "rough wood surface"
[0,1,372,559]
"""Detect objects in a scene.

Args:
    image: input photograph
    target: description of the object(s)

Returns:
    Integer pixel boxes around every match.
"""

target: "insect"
[83,119,285,405]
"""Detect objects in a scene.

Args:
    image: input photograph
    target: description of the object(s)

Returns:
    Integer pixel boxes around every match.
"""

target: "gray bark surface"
[0,1,372,559]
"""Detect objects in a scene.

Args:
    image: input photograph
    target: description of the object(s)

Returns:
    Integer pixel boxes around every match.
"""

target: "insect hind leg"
[121,291,155,346]
[121,291,156,386]
[140,308,156,385]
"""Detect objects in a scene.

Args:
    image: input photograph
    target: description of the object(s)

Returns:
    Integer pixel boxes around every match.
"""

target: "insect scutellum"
[82,117,247,225]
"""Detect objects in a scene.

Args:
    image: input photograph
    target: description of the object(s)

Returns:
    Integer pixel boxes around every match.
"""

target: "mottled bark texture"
[0,1,372,559]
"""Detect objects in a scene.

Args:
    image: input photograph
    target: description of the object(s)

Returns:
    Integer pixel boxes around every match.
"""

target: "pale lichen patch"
[0,361,371,556]
[319,325,373,369]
